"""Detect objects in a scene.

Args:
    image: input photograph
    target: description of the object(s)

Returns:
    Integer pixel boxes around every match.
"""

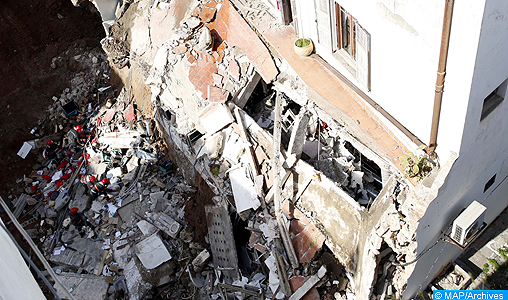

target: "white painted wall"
[0,219,46,300]
[403,0,508,296]
[293,0,479,160]
[293,0,508,297]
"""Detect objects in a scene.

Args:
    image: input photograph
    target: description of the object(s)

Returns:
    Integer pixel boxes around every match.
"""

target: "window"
[480,78,507,121]
[335,5,356,60]
[314,0,370,90]
[483,174,496,193]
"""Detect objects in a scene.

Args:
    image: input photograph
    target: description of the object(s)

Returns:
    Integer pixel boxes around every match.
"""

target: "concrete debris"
[135,233,172,270]
[198,103,235,135]
[7,0,414,299]
[229,166,260,213]
[54,273,109,300]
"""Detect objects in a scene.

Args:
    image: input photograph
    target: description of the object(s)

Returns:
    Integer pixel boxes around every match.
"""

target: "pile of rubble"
[11,59,348,300]
[7,1,409,299]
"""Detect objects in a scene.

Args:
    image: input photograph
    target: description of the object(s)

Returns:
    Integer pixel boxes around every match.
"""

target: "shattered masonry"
[4,0,484,299]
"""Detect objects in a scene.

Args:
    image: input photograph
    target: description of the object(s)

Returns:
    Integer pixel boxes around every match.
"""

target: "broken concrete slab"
[107,166,123,178]
[126,156,140,173]
[150,191,165,203]
[87,162,108,176]
[123,259,152,300]
[98,131,141,149]
[302,140,319,159]
[91,200,104,213]
[50,247,85,268]
[118,204,135,227]
[68,184,89,213]
[137,220,157,236]
[123,168,138,183]
[288,110,311,159]
[192,249,211,273]
[198,103,234,135]
[135,233,172,269]
[229,166,260,213]
[54,273,109,300]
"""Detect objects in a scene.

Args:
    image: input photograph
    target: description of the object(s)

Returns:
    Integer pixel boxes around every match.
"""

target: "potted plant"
[294,38,314,56]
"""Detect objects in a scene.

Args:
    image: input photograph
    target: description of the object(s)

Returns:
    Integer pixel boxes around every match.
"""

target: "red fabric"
[82,153,91,159]
[55,180,63,187]
[61,173,71,181]
[57,160,68,170]
[41,175,52,183]
[31,185,37,191]
[97,117,102,126]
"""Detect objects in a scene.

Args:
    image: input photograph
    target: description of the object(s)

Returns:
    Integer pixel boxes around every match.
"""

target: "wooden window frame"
[335,4,356,60]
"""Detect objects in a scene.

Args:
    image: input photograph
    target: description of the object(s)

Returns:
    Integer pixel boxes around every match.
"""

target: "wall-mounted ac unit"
[451,200,486,246]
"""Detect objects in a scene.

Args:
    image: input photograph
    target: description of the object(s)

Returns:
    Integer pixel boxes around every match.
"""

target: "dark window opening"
[299,122,383,207]
[230,211,253,276]
[481,79,507,121]
[484,174,496,193]
[243,78,274,132]
[187,129,204,145]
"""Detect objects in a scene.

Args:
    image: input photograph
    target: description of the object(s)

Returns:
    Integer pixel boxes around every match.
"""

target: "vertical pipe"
[427,0,455,155]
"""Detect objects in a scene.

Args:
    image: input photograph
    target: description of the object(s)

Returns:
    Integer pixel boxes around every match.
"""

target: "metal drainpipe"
[427,0,455,156]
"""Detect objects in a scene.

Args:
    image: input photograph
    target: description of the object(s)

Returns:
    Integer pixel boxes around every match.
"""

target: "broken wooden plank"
[272,92,299,269]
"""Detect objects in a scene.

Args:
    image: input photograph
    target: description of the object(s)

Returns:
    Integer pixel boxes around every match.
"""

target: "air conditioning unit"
[451,201,486,246]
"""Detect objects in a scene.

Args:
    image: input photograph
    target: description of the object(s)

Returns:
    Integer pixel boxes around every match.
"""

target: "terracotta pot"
[294,38,314,56]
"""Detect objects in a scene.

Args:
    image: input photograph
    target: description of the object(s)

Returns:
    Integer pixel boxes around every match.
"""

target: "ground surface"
[0,0,104,199]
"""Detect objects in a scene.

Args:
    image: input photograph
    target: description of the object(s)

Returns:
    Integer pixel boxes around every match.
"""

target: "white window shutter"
[314,0,333,50]
[355,23,371,91]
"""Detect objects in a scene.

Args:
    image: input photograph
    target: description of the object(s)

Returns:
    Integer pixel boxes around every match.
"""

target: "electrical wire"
[391,238,442,267]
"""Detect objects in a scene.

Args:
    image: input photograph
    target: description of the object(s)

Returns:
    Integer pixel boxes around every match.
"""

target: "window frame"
[335,4,356,61]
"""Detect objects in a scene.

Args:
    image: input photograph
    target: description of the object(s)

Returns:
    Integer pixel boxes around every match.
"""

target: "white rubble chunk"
[198,103,234,135]
[229,166,260,213]
[185,16,201,29]
[98,131,141,148]
[135,233,172,269]
[137,220,157,236]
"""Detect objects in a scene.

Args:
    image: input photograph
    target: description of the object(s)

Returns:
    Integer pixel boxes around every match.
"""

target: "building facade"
[286,0,508,297]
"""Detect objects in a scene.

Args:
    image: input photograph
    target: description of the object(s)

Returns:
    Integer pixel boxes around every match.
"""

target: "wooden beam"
[273,92,299,269]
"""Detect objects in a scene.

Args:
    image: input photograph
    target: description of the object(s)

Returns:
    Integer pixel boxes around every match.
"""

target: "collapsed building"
[3,0,508,299]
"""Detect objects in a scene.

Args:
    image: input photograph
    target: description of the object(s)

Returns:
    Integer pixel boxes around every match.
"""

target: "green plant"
[482,263,490,274]
[211,166,220,176]
[400,150,433,181]
[488,258,500,270]
[295,38,311,47]
[309,237,318,247]
[497,247,508,259]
